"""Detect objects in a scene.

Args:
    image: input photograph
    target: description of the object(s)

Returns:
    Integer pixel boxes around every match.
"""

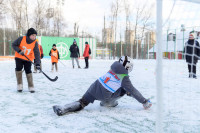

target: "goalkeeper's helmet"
[119,56,133,73]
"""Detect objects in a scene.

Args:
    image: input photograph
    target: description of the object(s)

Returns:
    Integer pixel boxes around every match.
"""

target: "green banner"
[41,36,79,60]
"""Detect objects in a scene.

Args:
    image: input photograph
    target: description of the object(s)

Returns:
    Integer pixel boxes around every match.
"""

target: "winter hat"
[85,42,88,44]
[52,44,56,47]
[27,28,37,37]
[189,33,194,39]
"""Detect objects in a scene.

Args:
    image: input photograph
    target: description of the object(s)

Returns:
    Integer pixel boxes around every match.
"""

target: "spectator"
[184,33,200,78]
[83,41,91,69]
[69,39,81,68]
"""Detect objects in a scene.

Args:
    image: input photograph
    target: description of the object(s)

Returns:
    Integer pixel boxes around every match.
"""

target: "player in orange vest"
[33,39,44,73]
[49,44,60,72]
[12,28,41,93]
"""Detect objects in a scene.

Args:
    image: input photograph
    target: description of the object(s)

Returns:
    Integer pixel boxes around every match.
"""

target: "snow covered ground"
[0,58,200,133]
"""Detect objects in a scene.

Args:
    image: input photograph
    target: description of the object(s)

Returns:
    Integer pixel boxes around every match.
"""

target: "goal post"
[156,0,200,132]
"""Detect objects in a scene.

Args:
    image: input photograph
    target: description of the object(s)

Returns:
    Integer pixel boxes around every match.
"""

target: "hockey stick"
[51,55,66,67]
[23,55,58,82]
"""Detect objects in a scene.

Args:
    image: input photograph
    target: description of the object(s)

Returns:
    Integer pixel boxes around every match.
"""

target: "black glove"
[41,54,44,59]
[36,64,41,70]
[18,50,24,55]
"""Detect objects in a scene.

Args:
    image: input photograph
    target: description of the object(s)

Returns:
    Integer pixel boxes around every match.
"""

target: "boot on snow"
[15,71,23,92]
[26,73,35,93]
[53,101,83,116]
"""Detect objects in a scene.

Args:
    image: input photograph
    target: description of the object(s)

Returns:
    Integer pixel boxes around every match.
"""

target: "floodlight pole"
[156,0,163,133]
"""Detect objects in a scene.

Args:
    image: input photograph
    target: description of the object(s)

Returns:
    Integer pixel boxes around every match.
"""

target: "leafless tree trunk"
[109,2,115,59]
[34,0,47,35]
[0,0,5,22]
[25,0,29,29]
[113,0,120,59]
[8,0,25,36]
[124,0,131,56]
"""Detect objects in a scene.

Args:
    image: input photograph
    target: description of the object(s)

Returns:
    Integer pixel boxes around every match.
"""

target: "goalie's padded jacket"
[83,61,146,104]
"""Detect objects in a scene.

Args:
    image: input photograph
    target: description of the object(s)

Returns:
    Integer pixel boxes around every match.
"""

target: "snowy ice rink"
[1,58,200,133]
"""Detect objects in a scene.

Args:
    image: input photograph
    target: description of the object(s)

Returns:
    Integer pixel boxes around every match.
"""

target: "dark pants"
[81,87,126,105]
[188,64,196,75]
[15,58,32,74]
[84,57,89,68]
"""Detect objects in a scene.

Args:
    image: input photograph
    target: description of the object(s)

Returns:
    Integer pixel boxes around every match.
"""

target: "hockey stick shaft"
[23,55,58,82]
[51,55,66,67]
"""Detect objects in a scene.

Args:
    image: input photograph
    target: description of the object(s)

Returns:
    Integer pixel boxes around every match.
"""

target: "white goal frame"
[156,0,200,133]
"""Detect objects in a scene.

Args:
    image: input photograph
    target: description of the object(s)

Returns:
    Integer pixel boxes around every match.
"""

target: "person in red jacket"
[83,42,91,69]
[33,39,44,73]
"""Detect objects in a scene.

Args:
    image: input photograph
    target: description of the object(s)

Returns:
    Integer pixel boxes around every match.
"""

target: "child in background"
[49,44,60,72]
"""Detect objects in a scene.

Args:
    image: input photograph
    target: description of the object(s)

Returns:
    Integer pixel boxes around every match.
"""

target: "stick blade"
[49,76,58,82]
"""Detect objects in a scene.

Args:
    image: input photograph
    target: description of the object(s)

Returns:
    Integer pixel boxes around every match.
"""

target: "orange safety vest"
[15,36,36,61]
[51,49,58,63]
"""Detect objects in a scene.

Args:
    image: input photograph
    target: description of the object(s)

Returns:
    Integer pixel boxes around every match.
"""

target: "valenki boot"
[15,71,23,92]
[26,73,35,93]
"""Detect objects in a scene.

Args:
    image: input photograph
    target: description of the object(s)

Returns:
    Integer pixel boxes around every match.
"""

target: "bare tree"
[124,0,131,56]
[34,0,47,35]
[0,0,5,23]
[127,0,154,59]
[112,0,121,59]
[8,0,25,36]
[108,2,115,59]
[74,22,79,37]
[45,1,54,36]
[24,0,29,29]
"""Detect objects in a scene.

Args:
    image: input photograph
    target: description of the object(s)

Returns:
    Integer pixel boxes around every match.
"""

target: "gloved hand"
[143,99,152,110]
[18,50,24,55]
[36,64,41,70]
[41,54,44,59]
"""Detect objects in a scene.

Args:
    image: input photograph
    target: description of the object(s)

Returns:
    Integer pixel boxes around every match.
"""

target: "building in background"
[102,28,114,44]
[144,31,156,49]
[124,30,135,45]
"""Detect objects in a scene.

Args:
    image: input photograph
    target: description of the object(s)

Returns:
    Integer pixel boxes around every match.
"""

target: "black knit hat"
[85,41,88,44]
[27,28,37,37]
[53,44,56,47]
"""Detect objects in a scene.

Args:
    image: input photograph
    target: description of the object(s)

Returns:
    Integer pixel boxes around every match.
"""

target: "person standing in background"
[69,39,81,69]
[49,44,60,72]
[83,41,91,69]
[184,33,200,79]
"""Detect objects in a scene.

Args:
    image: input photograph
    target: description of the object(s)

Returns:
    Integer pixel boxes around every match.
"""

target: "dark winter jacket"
[49,48,60,59]
[12,36,41,65]
[184,39,200,64]
[69,43,80,58]
[84,61,146,104]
